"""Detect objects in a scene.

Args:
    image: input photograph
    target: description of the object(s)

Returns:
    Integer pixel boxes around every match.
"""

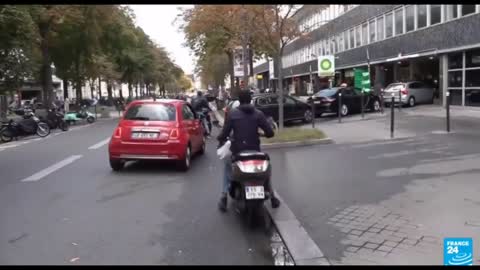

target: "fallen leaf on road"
[70,257,79,262]
[248,248,253,252]
[72,242,78,246]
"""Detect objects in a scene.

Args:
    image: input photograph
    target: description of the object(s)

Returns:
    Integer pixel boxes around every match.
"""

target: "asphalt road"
[0,118,273,265]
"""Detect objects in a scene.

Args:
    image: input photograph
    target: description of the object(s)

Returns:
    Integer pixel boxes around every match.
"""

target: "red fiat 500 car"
[108,99,205,171]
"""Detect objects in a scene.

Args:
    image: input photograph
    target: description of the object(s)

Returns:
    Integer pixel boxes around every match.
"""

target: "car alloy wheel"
[304,109,313,123]
[409,97,415,107]
[373,100,381,112]
[341,104,349,116]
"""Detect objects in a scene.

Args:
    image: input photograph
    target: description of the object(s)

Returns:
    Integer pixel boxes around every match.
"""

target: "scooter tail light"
[237,160,269,173]
[113,126,122,139]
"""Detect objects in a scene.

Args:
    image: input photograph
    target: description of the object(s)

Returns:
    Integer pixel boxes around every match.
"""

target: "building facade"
[253,4,480,107]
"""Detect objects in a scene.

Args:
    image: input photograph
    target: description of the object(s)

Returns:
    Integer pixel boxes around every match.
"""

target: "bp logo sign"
[318,55,335,77]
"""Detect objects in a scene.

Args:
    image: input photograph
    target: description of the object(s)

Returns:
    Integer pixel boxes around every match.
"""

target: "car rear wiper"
[128,116,150,120]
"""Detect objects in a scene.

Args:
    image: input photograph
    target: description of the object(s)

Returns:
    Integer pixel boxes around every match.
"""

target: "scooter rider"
[217,90,281,212]
[192,91,212,135]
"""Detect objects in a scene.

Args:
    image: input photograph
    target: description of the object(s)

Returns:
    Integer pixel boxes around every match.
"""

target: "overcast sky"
[130,5,195,75]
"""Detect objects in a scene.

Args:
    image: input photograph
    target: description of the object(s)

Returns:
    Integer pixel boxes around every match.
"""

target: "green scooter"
[64,105,96,125]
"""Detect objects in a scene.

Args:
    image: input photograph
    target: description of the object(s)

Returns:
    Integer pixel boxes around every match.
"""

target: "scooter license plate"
[245,186,265,200]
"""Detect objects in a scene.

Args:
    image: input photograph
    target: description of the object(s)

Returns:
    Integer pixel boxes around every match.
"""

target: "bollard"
[380,88,385,114]
[95,104,97,118]
[398,89,402,112]
[446,91,450,133]
[361,90,365,119]
[390,95,395,138]
[310,98,316,129]
[338,91,342,123]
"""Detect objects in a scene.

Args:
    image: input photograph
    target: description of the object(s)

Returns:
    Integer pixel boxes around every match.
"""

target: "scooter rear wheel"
[0,128,14,142]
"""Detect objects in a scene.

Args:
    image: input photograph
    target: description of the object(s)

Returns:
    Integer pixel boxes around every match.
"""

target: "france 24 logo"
[444,238,473,266]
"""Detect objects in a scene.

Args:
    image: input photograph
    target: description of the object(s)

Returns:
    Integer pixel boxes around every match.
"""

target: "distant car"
[108,99,205,172]
[252,93,313,124]
[307,87,381,117]
[383,81,435,107]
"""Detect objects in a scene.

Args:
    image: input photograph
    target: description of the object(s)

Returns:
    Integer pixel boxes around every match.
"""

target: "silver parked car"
[383,81,435,107]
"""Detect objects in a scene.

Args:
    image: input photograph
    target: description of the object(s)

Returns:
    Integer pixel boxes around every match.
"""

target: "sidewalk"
[267,130,480,265]
[301,105,480,144]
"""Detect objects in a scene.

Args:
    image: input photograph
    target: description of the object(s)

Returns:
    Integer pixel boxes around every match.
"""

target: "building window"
[448,71,462,87]
[349,28,355,48]
[448,53,463,69]
[369,19,376,43]
[461,5,476,16]
[465,89,480,107]
[377,16,384,40]
[405,5,415,32]
[385,12,393,38]
[355,25,361,47]
[446,5,458,20]
[417,5,427,29]
[430,5,442,25]
[466,70,480,87]
[394,8,404,35]
[466,49,480,68]
[362,23,368,45]
[331,38,336,54]
[338,34,344,52]
[344,31,349,50]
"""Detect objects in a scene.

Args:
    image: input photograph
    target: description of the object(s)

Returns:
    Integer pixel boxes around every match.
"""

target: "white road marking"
[88,137,111,150]
[21,155,83,182]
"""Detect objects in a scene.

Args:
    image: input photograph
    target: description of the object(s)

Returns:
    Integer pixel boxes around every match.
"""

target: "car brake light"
[113,127,122,139]
[401,89,408,95]
[237,160,269,173]
[169,128,179,139]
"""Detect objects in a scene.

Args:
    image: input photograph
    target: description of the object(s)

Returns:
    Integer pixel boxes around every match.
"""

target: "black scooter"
[228,150,272,229]
[0,110,51,142]
[44,106,69,131]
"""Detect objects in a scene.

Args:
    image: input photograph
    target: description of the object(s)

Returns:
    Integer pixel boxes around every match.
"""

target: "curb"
[265,193,331,265]
[262,138,334,150]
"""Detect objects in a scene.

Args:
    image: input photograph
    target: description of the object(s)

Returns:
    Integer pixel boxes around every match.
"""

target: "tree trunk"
[74,57,82,100]
[226,51,235,91]
[39,22,53,108]
[107,81,113,102]
[63,79,69,99]
[90,80,95,99]
[98,77,102,98]
[276,54,284,130]
[135,83,139,98]
[128,82,132,97]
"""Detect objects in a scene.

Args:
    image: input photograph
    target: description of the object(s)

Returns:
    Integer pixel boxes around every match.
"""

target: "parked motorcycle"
[44,107,69,131]
[228,150,272,228]
[64,105,96,125]
[0,110,51,142]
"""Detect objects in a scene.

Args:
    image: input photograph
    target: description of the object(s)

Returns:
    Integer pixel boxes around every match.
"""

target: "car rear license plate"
[245,186,265,200]
[131,132,159,139]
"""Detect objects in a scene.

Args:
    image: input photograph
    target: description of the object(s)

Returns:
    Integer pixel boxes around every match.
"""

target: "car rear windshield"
[314,88,338,97]
[386,83,405,90]
[124,103,176,121]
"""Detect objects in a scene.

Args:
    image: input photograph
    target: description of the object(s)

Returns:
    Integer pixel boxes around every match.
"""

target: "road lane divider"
[88,137,111,150]
[21,155,83,182]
